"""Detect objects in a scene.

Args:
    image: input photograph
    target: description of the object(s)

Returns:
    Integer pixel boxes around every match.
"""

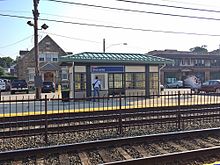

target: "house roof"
[40,63,59,71]
[60,52,173,64]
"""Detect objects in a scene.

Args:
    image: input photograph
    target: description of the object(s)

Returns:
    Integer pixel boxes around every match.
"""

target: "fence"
[0,91,220,146]
[1,91,220,116]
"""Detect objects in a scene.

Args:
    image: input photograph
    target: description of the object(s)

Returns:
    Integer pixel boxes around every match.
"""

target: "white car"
[0,79,6,91]
[166,81,183,88]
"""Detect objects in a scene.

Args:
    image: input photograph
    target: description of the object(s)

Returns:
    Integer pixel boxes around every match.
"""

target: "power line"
[44,0,220,21]
[40,31,101,44]
[0,35,33,49]
[40,17,220,37]
[40,12,114,24]
[0,10,30,14]
[2,12,220,37]
[159,0,217,8]
[0,13,32,19]
[114,0,220,13]
[0,10,119,25]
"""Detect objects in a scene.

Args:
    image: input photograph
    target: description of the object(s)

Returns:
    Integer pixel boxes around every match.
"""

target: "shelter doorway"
[108,73,125,95]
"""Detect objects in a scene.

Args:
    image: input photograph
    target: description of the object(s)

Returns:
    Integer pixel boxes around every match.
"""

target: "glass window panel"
[126,73,132,81]
[126,82,133,89]
[114,74,122,81]
[149,72,159,94]
[75,73,86,91]
[136,81,145,88]
[109,82,114,88]
[53,58,58,61]
[136,73,145,81]
[115,81,123,88]
[39,58,44,61]
[109,74,113,81]
[75,83,80,90]
[126,73,145,89]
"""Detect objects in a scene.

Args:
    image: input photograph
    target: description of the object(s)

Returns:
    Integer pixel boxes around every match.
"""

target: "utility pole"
[33,0,41,99]
[103,38,127,53]
[103,38,106,53]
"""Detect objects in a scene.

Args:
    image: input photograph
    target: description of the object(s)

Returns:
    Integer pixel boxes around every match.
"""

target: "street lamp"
[27,0,48,100]
[103,38,127,53]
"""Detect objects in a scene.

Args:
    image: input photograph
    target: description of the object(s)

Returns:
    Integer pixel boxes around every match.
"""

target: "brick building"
[149,49,220,86]
[16,35,68,88]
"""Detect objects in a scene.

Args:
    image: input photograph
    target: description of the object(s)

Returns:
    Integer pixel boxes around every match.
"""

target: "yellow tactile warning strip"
[204,162,220,165]
[0,94,220,117]
[0,105,124,117]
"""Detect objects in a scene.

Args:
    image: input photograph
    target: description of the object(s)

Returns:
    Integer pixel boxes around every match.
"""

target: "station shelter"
[59,52,173,98]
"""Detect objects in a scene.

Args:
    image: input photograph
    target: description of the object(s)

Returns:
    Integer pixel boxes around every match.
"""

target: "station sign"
[91,66,124,73]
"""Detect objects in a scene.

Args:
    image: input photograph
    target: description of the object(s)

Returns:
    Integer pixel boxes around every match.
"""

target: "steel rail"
[1,104,220,138]
[103,146,220,165]
[0,127,220,161]
[0,103,219,126]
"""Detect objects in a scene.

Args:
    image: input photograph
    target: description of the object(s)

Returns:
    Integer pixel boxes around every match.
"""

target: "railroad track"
[1,103,220,139]
[1,128,220,165]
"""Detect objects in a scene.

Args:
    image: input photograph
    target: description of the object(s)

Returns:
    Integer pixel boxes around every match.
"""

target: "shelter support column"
[86,65,92,97]
[70,62,75,98]
[145,65,150,98]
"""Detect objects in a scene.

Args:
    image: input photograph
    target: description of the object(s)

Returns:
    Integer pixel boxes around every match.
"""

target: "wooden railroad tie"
[36,158,44,165]
[133,145,150,157]
[98,149,112,163]
[150,144,169,154]
[12,161,22,165]
[78,152,91,165]
[59,154,70,165]
[116,147,133,160]
[167,141,188,151]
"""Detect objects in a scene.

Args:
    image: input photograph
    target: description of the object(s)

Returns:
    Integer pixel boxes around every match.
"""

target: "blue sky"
[2,0,220,59]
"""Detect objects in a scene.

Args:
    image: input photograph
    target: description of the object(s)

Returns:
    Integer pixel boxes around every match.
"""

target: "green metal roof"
[60,52,173,64]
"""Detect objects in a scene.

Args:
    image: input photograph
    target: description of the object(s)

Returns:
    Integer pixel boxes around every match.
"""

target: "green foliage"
[0,57,15,68]
[189,46,208,54]
[0,67,4,76]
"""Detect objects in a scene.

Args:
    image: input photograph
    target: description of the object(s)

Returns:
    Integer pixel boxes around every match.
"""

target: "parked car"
[11,79,29,94]
[166,81,183,88]
[0,79,6,91]
[197,80,220,93]
[41,81,55,93]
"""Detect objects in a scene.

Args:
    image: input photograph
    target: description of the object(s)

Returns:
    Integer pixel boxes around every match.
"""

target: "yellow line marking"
[0,95,219,117]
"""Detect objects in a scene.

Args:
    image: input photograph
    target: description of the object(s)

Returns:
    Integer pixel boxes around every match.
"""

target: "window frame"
[125,72,145,89]
[75,72,86,91]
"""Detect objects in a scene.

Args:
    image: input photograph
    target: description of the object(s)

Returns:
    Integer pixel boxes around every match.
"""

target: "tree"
[0,67,4,76]
[189,46,208,54]
[0,57,15,68]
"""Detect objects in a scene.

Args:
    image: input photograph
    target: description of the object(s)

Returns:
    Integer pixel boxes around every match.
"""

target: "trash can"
[61,90,70,102]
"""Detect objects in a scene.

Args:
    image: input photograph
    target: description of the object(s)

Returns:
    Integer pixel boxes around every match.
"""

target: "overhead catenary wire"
[114,0,220,13]
[0,10,113,24]
[40,31,101,44]
[2,13,220,37]
[44,0,220,21]
[159,0,217,8]
[0,13,32,20]
[40,17,220,37]
[0,35,33,49]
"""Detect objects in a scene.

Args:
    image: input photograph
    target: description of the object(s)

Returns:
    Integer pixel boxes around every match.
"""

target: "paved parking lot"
[0,91,60,100]
[0,88,192,100]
